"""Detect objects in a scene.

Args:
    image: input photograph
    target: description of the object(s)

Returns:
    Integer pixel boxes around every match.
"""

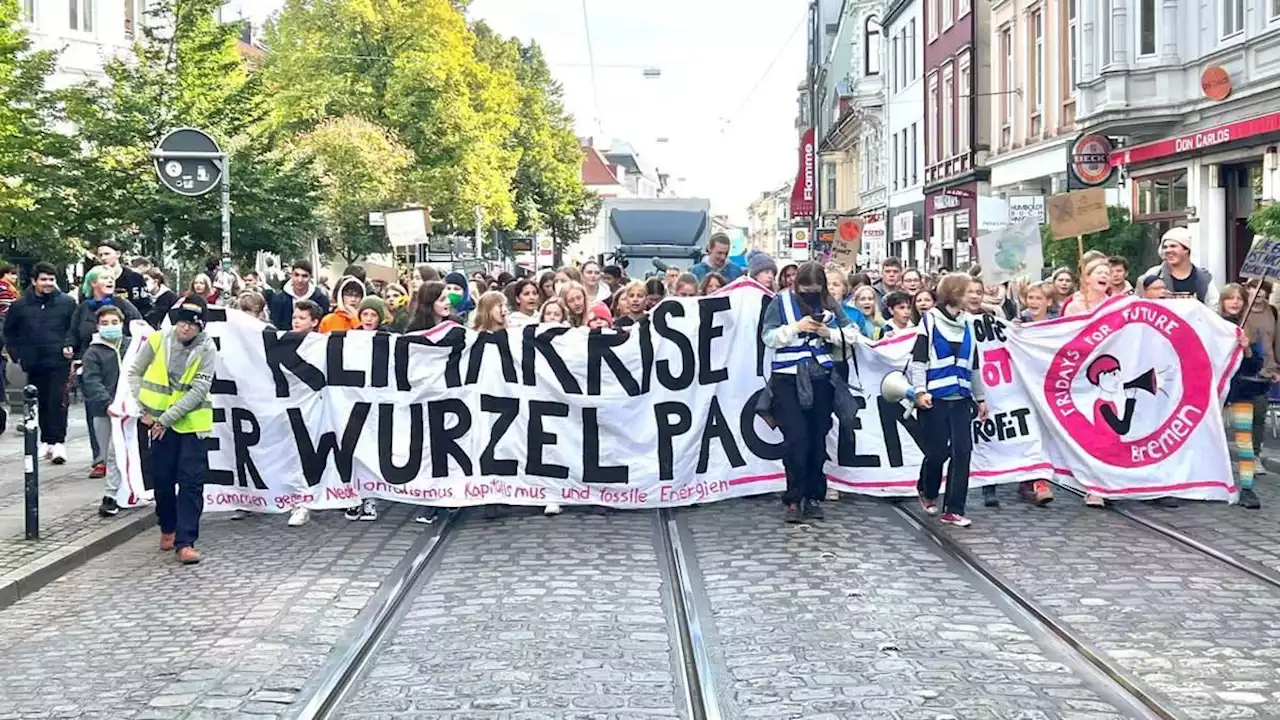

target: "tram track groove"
[656,508,722,720]
[890,502,1180,720]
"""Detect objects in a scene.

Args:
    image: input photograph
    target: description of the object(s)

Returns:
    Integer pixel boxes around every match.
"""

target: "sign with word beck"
[106,290,1240,513]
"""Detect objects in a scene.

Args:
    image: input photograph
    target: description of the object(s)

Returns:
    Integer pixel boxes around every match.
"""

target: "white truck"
[599,197,712,278]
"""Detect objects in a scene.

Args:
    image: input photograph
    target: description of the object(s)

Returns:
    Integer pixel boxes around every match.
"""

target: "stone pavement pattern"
[336,509,688,719]
[0,506,424,720]
[681,496,1130,720]
[931,496,1280,720]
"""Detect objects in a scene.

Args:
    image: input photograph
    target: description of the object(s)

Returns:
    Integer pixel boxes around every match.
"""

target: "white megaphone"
[880,371,918,419]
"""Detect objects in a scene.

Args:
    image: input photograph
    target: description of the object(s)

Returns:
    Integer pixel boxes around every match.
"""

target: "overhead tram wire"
[582,0,603,136]
[718,14,806,133]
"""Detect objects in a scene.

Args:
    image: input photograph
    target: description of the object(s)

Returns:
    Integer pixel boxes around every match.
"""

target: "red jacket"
[0,279,18,319]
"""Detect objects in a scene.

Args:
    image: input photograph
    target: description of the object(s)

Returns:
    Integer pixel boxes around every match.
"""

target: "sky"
[222,0,807,223]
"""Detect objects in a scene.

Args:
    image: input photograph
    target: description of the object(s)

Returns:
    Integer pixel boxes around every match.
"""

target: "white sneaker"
[825,488,840,501]
[359,499,378,521]
[51,443,67,465]
[41,443,51,459]
[287,507,311,527]
[544,504,563,516]
[230,509,251,520]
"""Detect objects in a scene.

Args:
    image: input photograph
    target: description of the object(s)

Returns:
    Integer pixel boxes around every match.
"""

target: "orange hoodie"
[318,276,365,333]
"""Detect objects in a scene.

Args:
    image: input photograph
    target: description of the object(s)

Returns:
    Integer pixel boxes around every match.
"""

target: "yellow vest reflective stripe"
[137,332,214,434]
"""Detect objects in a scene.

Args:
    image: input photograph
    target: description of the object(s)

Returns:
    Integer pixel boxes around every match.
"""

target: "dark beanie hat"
[171,294,208,327]
[748,253,777,279]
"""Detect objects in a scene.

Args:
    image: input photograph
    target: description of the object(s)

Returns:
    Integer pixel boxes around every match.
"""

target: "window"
[1031,11,1044,113]
[942,0,953,30]
[892,35,900,92]
[1139,0,1157,54]
[125,0,146,38]
[928,0,939,40]
[908,19,917,78]
[824,161,838,211]
[892,132,900,190]
[1222,0,1245,37]
[1000,27,1013,140]
[1134,171,1190,220]
[1068,0,1078,96]
[1102,0,1112,65]
[942,64,954,159]
[69,0,94,31]
[910,122,918,183]
[866,17,882,75]
[959,0,971,17]
[1274,0,1280,21]
[21,0,34,21]
[902,131,909,187]
[927,72,939,164]
[958,53,971,153]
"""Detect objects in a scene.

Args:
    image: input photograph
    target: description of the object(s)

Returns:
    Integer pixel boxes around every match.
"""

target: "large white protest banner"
[108,282,1241,512]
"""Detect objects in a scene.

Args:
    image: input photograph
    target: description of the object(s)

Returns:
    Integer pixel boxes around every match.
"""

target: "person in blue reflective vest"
[907,273,989,528]
[761,261,864,524]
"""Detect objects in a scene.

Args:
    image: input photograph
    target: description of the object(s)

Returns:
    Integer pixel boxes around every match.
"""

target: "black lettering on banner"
[326,333,366,387]
[377,402,424,484]
[209,335,238,395]
[264,331,326,397]
[397,331,466,390]
[637,318,654,394]
[479,395,520,476]
[738,388,785,461]
[207,307,228,324]
[582,407,628,484]
[587,331,640,396]
[697,395,746,473]
[755,299,770,378]
[428,398,473,477]
[697,296,731,385]
[652,304,695,391]
[290,402,369,486]
[972,314,1008,343]
[522,326,581,394]
[206,408,232,486]
[229,407,266,489]
[654,401,693,481]
[370,333,391,388]
[973,407,1032,444]
[466,331,517,385]
[836,395,879,467]
[877,397,922,468]
[527,400,570,479]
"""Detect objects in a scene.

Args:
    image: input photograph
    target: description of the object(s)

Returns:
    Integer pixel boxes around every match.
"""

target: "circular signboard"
[1069,133,1116,187]
[1201,66,1232,101]
[153,127,223,197]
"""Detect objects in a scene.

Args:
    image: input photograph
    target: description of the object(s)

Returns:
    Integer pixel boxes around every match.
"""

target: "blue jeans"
[86,403,100,459]
[151,430,207,549]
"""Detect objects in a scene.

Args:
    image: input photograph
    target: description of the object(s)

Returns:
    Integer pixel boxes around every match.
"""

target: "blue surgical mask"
[99,325,123,341]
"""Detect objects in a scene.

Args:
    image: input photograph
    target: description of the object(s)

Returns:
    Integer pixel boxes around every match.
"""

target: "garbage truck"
[599,197,711,278]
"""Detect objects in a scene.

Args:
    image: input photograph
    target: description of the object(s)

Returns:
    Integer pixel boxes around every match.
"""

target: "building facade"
[885,0,926,266]
[922,0,992,270]
[22,0,149,89]
[747,184,793,258]
[1076,0,1280,284]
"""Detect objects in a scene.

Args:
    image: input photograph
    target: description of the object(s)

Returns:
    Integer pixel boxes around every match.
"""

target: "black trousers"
[917,398,974,516]
[27,363,70,444]
[770,373,834,504]
[152,430,207,549]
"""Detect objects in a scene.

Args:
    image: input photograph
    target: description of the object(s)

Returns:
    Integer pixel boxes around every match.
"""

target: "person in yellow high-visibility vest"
[127,295,217,565]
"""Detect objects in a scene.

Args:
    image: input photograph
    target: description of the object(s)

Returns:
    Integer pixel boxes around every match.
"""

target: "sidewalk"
[0,404,152,610]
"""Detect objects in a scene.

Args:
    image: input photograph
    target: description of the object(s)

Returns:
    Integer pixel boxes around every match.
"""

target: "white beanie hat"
[1161,226,1192,251]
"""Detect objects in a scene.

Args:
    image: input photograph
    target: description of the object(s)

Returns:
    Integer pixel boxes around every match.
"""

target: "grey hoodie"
[127,328,217,434]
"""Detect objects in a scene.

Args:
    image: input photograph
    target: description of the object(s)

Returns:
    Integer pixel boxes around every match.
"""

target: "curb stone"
[0,508,153,611]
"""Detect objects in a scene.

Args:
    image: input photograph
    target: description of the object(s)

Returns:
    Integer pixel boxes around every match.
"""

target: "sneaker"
[176,547,201,565]
[939,512,972,527]
[51,443,67,465]
[88,463,106,479]
[783,503,803,524]
[1031,480,1054,506]
[803,499,825,520]
[287,507,311,526]
[230,509,251,520]
[359,499,378,521]
[41,443,51,459]
[825,487,840,501]
[344,505,362,521]
[543,504,563,516]
[1239,487,1262,510]
[414,508,439,524]
[918,492,939,516]
[97,496,119,517]
[982,486,1000,507]
[159,532,176,551]
[1084,492,1106,508]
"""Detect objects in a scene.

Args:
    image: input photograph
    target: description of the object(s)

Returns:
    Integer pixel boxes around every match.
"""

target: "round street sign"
[1069,133,1116,187]
[153,127,223,197]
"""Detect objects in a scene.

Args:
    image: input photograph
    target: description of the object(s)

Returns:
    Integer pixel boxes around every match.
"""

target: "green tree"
[262,0,521,232]
[288,116,419,262]
[0,0,79,264]
[59,0,319,267]
[1248,203,1280,241]
[1041,206,1148,276]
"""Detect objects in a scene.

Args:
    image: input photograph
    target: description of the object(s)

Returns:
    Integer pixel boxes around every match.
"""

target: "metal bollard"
[22,384,39,541]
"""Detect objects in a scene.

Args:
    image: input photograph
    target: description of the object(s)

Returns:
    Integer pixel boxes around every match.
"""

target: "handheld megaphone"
[880,371,918,419]
[1124,368,1157,396]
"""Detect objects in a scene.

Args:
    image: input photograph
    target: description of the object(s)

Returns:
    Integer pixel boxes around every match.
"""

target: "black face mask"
[798,291,822,310]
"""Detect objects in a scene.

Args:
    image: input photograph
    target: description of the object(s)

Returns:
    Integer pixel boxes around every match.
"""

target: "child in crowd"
[851,285,884,339]
[674,273,700,297]
[539,299,568,326]
[698,273,726,295]
[1018,282,1054,324]
[407,282,457,333]
[358,296,390,332]
[82,306,126,517]
[558,282,589,327]
[912,289,937,324]
[1140,275,1168,299]
[473,291,508,332]
[586,303,613,330]
[614,281,648,329]
[318,277,366,332]
[291,299,323,333]
[236,290,272,329]
[444,272,476,323]
[1221,282,1267,509]
[880,292,915,338]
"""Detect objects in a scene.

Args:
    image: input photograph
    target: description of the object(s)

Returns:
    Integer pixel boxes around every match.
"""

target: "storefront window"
[1133,171,1189,221]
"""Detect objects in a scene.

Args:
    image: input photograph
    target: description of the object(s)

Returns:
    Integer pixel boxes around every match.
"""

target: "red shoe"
[1031,480,1054,506]
[159,532,176,551]
[939,512,972,527]
[88,463,106,479]
[918,492,939,516]
[176,547,201,565]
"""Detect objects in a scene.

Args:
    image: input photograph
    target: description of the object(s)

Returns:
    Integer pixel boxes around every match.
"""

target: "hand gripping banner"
[108,282,1241,512]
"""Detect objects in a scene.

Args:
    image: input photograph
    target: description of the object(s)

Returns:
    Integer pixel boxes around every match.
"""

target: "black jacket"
[81,334,124,417]
[266,283,330,330]
[114,266,151,317]
[3,287,77,371]
[66,296,143,359]
[146,289,177,329]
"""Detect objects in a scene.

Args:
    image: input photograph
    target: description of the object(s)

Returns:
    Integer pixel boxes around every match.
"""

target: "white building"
[747,184,792,257]
[884,0,925,266]
[1076,0,1280,284]
[22,0,149,89]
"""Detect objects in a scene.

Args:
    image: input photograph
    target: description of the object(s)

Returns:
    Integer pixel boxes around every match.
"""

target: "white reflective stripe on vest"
[773,291,833,369]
